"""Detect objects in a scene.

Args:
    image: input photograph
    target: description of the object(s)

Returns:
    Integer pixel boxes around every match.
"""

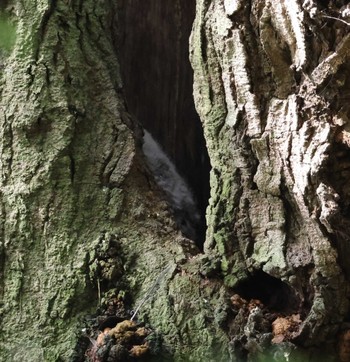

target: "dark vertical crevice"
[115,0,210,249]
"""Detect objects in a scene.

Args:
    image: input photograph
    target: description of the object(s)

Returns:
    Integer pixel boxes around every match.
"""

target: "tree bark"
[0,1,228,361]
[190,0,350,359]
[1,0,350,361]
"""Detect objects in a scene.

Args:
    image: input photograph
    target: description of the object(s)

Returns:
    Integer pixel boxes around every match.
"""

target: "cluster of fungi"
[84,295,152,362]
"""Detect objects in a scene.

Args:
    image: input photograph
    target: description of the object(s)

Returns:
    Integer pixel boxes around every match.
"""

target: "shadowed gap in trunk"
[115,0,210,249]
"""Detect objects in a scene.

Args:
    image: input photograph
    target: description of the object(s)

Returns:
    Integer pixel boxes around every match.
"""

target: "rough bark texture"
[0,1,228,361]
[1,0,350,361]
[190,0,350,359]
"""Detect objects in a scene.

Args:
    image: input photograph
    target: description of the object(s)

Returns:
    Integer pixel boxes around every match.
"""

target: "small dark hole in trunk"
[234,270,300,313]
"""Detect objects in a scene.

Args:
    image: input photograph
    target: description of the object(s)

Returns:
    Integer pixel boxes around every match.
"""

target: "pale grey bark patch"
[142,130,201,242]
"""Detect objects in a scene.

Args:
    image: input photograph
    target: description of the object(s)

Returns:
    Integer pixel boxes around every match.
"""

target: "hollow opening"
[234,270,300,313]
[116,0,210,248]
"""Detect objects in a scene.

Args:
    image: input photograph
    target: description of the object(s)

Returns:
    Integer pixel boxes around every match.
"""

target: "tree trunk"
[0,1,227,361]
[1,0,350,361]
[190,0,350,360]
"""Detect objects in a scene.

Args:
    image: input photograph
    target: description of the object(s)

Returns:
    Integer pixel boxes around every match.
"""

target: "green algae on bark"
[0,1,233,361]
